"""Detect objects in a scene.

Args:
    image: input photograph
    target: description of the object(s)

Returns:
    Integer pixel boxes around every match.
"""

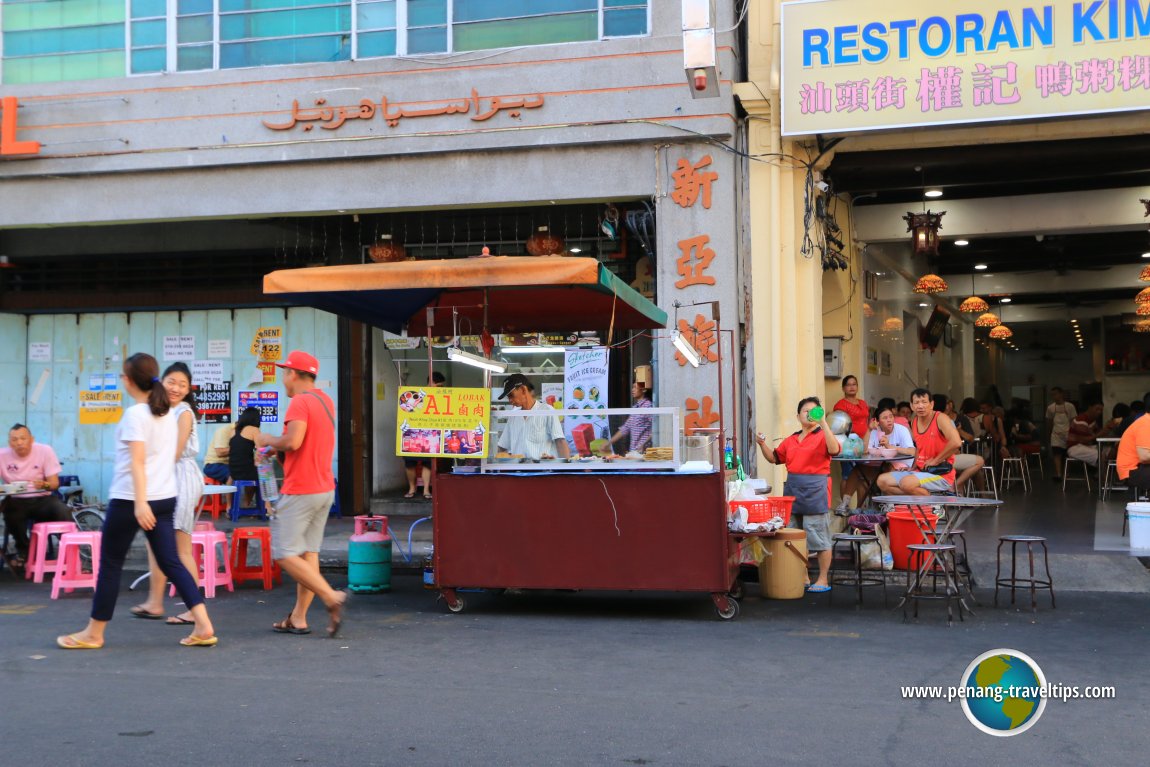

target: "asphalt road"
[2,573,1146,766]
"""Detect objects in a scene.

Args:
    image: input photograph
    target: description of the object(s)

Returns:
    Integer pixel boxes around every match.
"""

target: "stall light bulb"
[672,331,701,368]
[446,346,507,373]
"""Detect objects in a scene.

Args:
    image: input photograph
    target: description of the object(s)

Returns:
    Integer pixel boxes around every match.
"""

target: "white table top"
[203,484,237,496]
[872,495,1003,507]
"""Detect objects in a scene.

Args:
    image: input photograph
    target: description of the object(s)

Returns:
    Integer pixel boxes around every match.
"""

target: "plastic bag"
[874,523,895,570]
[840,433,865,459]
[854,527,882,570]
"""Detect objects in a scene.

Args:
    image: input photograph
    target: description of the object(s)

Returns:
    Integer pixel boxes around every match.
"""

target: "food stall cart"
[264,256,743,619]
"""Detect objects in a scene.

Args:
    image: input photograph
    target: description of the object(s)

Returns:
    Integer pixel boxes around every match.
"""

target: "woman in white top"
[131,362,206,626]
[57,353,217,650]
[838,405,915,511]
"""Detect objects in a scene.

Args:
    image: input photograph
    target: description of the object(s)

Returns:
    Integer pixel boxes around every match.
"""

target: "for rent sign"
[0,97,41,157]
[780,0,1150,135]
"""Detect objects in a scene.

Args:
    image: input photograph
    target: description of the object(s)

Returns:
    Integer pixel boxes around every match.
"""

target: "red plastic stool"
[51,531,101,599]
[26,521,79,583]
[170,529,233,598]
[201,477,227,520]
[230,527,281,590]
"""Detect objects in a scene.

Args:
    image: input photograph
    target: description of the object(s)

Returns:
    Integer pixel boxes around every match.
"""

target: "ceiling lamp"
[1138,303,1150,316]
[989,324,1014,340]
[672,330,701,367]
[913,273,948,294]
[368,234,407,263]
[525,225,565,256]
[975,312,1001,328]
[882,317,904,333]
[959,274,988,313]
[903,211,946,257]
[1135,319,1150,333]
[862,302,875,318]
[1138,287,1150,303]
[1140,265,1150,282]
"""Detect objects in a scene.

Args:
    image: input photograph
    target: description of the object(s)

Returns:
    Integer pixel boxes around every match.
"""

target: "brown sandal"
[326,593,347,638]
[272,615,311,635]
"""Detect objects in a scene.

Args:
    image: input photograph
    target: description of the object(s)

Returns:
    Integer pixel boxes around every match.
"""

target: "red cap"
[275,350,319,375]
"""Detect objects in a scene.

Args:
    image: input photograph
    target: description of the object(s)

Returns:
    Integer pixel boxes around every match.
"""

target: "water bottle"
[422,546,436,589]
[724,439,735,471]
[257,447,280,504]
[735,454,746,482]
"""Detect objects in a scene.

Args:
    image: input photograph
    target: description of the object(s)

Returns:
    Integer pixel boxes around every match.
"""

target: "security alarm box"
[824,337,843,378]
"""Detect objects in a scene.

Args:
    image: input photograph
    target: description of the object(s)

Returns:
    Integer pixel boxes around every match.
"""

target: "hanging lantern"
[881,317,904,333]
[1140,265,1150,282]
[989,324,1014,340]
[1137,287,1150,304]
[913,274,948,294]
[1135,319,1150,333]
[1138,303,1150,316]
[368,235,407,263]
[975,312,1001,328]
[525,225,565,256]
[960,295,989,313]
[903,210,946,257]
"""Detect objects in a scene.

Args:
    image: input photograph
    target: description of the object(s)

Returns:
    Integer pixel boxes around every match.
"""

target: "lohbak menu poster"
[396,386,490,458]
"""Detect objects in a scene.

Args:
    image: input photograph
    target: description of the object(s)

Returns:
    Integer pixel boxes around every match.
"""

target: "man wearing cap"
[1,423,73,569]
[257,351,347,638]
[497,373,570,461]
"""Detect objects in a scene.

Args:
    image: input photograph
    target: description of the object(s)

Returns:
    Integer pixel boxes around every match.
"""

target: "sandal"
[180,634,218,647]
[272,615,311,635]
[57,633,103,650]
[131,606,165,620]
[326,592,347,638]
[165,615,194,626]
[403,492,415,498]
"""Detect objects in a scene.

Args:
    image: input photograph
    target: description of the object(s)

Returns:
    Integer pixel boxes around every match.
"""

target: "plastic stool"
[194,520,216,532]
[904,543,962,624]
[1000,456,1029,492]
[170,530,233,599]
[201,477,227,520]
[995,535,1055,611]
[1062,457,1091,492]
[230,527,281,590]
[229,480,266,523]
[830,533,887,606]
[25,521,79,583]
[50,531,101,598]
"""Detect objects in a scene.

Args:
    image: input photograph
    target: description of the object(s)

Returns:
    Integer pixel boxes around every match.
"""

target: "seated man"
[202,422,235,484]
[1066,403,1106,467]
[1118,410,1150,496]
[876,388,962,497]
[0,423,73,569]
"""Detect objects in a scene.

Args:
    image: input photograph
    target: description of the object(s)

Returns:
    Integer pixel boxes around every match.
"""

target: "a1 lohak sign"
[1,96,41,157]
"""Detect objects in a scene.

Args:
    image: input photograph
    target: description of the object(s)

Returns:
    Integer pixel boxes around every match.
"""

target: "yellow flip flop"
[57,634,103,650]
[179,634,219,647]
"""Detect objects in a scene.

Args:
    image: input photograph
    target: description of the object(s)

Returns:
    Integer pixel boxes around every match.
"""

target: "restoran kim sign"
[780,0,1150,135]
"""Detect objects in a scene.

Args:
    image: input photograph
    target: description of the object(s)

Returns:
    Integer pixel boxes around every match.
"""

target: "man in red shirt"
[258,350,347,638]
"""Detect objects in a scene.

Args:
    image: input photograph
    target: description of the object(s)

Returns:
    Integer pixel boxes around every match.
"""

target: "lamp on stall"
[672,330,701,367]
[903,211,946,258]
[446,346,507,373]
[959,274,989,313]
[913,273,948,294]
[975,312,1001,328]
[500,345,566,354]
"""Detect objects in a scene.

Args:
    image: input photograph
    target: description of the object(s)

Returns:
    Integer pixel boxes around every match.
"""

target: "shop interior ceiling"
[826,133,1150,352]
[0,202,648,314]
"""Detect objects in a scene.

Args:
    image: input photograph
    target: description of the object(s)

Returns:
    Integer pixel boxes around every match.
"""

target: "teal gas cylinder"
[348,515,391,593]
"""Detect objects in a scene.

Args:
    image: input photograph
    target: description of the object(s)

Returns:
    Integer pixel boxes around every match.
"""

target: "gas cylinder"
[348,515,392,593]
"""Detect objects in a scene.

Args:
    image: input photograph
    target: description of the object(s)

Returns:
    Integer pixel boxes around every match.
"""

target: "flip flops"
[272,615,311,635]
[57,634,103,650]
[179,635,218,647]
[130,606,164,620]
[165,615,194,626]
[326,592,348,638]
[403,492,416,498]
[806,584,832,593]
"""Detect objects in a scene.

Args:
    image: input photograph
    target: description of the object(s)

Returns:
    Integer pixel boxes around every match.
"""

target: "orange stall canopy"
[263,256,667,335]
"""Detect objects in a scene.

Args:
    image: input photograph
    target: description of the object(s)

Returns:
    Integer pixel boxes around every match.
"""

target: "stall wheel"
[439,588,465,614]
[712,593,740,621]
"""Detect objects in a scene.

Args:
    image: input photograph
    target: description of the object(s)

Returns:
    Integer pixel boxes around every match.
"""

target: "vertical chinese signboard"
[396,387,491,458]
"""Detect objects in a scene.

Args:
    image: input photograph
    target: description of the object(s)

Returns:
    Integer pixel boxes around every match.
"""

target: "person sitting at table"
[1116,407,1150,495]
[948,400,986,495]
[202,422,235,484]
[754,397,840,593]
[0,423,74,570]
[876,388,962,497]
[895,401,912,428]
[1066,402,1116,467]
[837,405,914,512]
[228,407,262,506]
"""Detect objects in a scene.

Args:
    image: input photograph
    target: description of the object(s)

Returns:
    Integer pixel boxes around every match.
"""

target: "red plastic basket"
[728,496,795,526]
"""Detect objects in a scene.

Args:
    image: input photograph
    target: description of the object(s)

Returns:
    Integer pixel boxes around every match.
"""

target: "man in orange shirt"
[1116,413,1150,491]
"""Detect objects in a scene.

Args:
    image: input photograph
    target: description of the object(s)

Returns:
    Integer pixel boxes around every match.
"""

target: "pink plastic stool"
[169,530,233,599]
[194,521,216,531]
[51,531,101,598]
[26,521,79,583]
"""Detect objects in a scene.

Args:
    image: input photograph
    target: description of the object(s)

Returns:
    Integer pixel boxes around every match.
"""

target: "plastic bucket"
[759,528,809,599]
[1127,503,1150,550]
[886,507,940,570]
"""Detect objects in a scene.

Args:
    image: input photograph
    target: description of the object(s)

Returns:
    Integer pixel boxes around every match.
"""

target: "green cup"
[808,405,825,423]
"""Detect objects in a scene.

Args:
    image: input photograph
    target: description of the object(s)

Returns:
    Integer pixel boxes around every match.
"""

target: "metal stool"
[1000,456,1029,492]
[1101,461,1125,501]
[1061,457,1091,492]
[994,535,1055,611]
[968,465,998,499]
[1023,449,1045,481]
[830,533,887,606]
[903,543,962,624]
[940,528,977,601]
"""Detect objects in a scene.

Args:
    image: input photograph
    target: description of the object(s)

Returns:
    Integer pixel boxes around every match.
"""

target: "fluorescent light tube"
[446,346,507,373]
[672,330,700,367]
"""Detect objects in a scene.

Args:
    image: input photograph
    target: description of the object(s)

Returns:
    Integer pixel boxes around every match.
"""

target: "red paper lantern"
[525,226,565,256]
[368,235,407,263]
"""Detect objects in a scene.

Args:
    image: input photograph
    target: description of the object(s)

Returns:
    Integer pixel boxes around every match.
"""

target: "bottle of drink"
[735,454,746,481]
[724,439,735,471]
[257,446,280,504]
[422,545,436,589]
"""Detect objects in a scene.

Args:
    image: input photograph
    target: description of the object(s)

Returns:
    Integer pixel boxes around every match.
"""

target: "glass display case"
[479,407,684,472]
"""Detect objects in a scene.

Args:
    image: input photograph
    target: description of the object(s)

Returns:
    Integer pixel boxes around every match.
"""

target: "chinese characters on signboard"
[395,387,491,459]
